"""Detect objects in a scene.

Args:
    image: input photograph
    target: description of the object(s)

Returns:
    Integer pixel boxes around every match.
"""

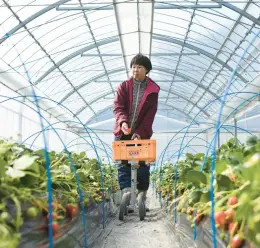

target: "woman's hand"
[131,133,141,140]
[121,122,131,135]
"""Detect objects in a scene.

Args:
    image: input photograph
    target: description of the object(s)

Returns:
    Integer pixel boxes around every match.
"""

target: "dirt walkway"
[93,189,181,248]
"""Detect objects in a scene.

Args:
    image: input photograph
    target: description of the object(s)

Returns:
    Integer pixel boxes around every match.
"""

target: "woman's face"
[131,64,148,81]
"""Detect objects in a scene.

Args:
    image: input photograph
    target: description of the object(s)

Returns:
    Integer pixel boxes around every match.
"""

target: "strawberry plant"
[0,138,119,247]
[153,135,260,248]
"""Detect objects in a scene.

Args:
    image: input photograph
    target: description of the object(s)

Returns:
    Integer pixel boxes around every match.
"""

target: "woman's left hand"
[131,133,141,140]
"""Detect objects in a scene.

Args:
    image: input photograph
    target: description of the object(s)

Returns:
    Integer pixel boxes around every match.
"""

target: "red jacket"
[113,77,160,139]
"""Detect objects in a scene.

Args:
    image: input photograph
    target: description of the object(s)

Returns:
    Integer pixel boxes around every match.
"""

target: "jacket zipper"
[130,81,141,130]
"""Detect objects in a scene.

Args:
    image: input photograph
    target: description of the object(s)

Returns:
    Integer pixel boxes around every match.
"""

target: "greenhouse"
[0,0,259,247]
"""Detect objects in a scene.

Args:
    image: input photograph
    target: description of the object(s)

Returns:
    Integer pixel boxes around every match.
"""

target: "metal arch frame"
[165,4,197,103]
[34,36,120,85]
[3,0,97,117]
[74,89,191,117]
[152,34,248,83]
[113,0,129,78]
[28,22,118,76]
[58,66,217,105]
[186,0,254,115]
[84,100,195,125]
[213,0,260,27]
[8,13,87,71]
[156,66,217,97]
[32,34,247,89]
[1,1,257,115]
[1,0,259,45]
[0,0,72,44]
[73,85,210,118]
[79,1,115,96]
[59,67,124,103]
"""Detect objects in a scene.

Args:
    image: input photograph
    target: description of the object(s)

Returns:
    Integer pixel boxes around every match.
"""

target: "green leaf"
[20,173,39,187]
[244,146,256,157]
[255,142,260,152]
[227,138,237,148]
[11,146,24,155]
[179,167,193,182]
[219,143,228,151]
[200,191,210,203]
[185,153,194,160]
[13,155,38,170]
[34,149,45,157]
[25,162,39,174]
[227,151,244,165]
[79,152,86,158]
[193,160,203,168]
[0,157,7,178]
[215,160,228,174]
[240,165,260,181]
[0,144,10,155]
[216,174,234,191]
[188,190,203,205]
[236,194,253,223]
[5,167,25,178]
[185,170,207,186]
[246,135,258,146]
[77,171,86,182]
[247,228,260,246]
[243,153,260,169]
[194,153,204,161]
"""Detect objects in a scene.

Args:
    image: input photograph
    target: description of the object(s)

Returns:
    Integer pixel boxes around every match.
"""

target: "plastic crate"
[112,139,156,162]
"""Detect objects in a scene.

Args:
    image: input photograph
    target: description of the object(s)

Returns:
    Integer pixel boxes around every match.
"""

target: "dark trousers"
[115,135,150,191]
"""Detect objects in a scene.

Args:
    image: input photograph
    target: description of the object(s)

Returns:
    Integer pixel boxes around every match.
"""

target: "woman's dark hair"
[130,54,152,74]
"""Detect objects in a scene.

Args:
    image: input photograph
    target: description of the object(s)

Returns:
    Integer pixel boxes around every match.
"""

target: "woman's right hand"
[121,122,131,135]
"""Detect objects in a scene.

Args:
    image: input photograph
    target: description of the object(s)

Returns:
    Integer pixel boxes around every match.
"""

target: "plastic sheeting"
[159,196,227,248]
[18,192,120,248]
[174,214,226,248]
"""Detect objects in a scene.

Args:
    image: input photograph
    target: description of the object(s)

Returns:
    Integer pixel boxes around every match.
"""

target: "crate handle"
[126,144,142,147]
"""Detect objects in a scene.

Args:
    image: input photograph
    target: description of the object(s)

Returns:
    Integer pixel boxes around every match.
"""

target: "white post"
[130,156,137,210]
[18,97,25,144]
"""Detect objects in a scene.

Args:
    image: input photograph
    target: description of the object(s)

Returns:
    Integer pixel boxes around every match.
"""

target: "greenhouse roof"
[0,0,259,127]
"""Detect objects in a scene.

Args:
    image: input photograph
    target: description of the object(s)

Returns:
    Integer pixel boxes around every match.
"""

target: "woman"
[113,54,160,212]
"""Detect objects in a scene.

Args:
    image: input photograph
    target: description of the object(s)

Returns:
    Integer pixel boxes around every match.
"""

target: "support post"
[206,131,209,153]
[18,97,25,144]
[130,156,137,211]
[217,130,220,149]
[234,117,238,145]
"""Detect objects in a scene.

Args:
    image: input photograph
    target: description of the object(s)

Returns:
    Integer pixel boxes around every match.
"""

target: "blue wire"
[4,31,54,248]
[23,126,113,160]
[201,123,254,172]
[170,91,260,224]
[1,96,89,247]
[193,219,197,240]
[157,92,259,234]
[210,30,260,248]
[0,94,106,236]
[167,124,250,163]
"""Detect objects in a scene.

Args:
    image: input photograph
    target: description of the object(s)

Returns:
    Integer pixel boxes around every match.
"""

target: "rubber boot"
[122,187,134,213]
[137,190,149,212]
